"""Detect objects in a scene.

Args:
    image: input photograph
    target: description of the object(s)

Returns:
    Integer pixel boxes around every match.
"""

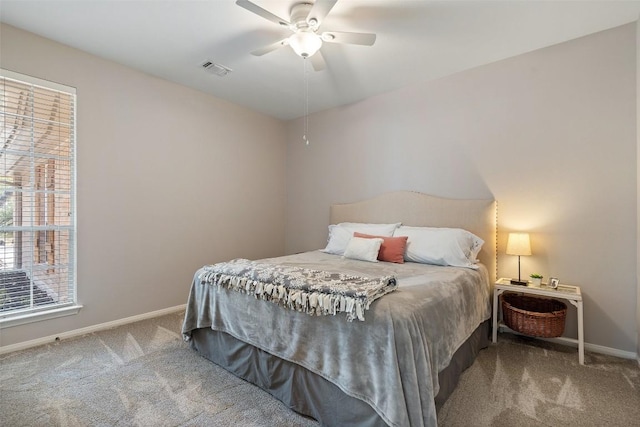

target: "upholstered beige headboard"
[330,191,497,282]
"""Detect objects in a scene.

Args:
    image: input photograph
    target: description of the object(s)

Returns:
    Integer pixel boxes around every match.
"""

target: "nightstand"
[492,278,584,365]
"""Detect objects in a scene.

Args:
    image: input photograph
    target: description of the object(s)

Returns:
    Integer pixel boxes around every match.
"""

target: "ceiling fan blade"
[309,51,326,71]
[236,0,290,27]
[251,38,289,56]
[308,0,338,26]
[322,31,376,46]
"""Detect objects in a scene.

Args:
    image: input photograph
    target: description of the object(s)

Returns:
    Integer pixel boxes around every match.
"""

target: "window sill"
[0,305,83,328]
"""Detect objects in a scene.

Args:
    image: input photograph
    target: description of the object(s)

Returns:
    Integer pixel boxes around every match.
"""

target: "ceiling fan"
[236,0,376,71]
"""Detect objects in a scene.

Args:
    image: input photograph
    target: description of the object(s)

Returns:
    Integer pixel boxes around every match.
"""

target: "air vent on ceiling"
[201,60,232,77]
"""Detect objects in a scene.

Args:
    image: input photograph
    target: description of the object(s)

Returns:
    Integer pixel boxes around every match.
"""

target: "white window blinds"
[0,70,76,319]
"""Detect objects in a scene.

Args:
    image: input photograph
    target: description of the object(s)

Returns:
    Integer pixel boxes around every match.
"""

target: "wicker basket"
[501,293,567,338]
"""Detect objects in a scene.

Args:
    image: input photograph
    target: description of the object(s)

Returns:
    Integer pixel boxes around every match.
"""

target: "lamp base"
[510,279,528,286]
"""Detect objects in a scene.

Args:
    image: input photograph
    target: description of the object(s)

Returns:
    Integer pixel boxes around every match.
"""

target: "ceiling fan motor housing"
[290,3,315,31]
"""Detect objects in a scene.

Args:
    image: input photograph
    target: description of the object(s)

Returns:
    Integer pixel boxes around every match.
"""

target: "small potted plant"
[530,273,543,287]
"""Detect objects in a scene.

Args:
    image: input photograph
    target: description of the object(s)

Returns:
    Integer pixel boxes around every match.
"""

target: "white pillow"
[343,237,384,262]
[322,222,401,255]
[393,226,484,269]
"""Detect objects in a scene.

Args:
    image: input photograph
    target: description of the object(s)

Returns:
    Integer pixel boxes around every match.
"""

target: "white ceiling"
[1,0,639,120]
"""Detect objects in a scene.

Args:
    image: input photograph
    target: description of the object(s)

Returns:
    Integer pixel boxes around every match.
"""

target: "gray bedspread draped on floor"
[182,251,491,427]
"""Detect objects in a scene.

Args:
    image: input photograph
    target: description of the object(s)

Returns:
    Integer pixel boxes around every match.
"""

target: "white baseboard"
[545,336,638,360]
[0,304,186,355]
[498,327,638,360]
[4,307,637,362]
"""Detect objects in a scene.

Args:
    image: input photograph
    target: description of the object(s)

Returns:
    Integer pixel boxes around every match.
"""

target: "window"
[0,69,77,325]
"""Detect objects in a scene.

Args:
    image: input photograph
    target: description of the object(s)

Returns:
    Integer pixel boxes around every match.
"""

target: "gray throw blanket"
[199,258,397,321]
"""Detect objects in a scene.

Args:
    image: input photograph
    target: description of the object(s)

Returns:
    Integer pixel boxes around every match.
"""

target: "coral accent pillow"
[354,232,408,264]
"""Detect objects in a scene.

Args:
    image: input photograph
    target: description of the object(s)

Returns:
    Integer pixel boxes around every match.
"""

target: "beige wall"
[286,24,637,353]
[0,24,287,348]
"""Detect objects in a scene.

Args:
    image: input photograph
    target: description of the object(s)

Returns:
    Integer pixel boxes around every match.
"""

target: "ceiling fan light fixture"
[288,31,322,58]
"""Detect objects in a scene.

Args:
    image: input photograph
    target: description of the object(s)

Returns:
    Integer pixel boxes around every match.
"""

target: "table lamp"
[506,232,531,286]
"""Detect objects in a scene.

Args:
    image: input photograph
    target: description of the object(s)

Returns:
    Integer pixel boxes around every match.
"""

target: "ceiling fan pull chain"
[303,58,310,146]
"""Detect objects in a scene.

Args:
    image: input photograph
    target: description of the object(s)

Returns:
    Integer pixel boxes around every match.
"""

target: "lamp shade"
[288,31,322,58]
[506,233,531,256]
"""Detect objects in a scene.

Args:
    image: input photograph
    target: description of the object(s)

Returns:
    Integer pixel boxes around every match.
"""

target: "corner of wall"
[636,17,640,362]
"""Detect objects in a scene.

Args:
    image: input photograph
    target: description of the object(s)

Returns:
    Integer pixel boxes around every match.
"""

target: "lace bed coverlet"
[182,251,491,427]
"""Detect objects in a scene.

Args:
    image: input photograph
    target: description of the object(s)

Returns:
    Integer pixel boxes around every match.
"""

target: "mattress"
[182,251,492,426]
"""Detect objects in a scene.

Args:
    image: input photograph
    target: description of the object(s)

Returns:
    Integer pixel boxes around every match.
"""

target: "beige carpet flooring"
[438,334,640,426]
[1,312,638,426]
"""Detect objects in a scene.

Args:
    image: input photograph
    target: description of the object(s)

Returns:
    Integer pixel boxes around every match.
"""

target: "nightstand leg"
[577,300,584,365]
[492,289,502,343]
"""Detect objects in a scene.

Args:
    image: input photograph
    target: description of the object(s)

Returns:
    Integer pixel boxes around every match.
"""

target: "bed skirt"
[188,320,490,427]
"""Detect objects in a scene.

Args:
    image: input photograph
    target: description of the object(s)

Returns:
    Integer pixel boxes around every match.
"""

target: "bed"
[182,191,497,427]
